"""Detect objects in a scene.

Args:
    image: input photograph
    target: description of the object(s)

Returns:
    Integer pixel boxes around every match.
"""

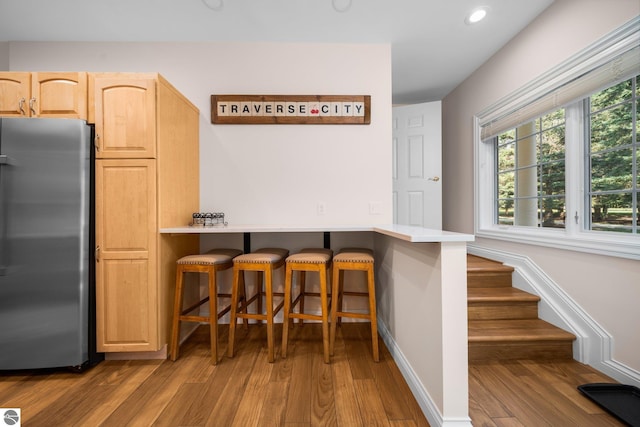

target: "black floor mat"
[578,383,640,427]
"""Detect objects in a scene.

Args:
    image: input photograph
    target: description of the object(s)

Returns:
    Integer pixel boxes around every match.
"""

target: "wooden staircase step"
[467,255,514,288]
[468,319,576,361]
[468,287,540,320]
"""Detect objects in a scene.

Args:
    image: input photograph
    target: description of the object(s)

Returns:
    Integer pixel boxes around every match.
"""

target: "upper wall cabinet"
[89,74,157,159]
[0,72,87,119]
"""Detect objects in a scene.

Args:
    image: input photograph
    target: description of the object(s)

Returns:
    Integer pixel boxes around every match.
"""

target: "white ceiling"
[0,0,554,104]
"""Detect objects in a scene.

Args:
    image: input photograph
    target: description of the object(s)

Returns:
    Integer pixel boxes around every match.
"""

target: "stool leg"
[298,271,306,325]
[170,265,185,361]
[329,264,340,356]
[367,265,379,362]
[320,264,330,364]
[227,266,241,358]
[256,271,264,322]
[281,264,293,359]
[207,266,219,365]
[265,265,275,362]
[238,270,249,330]
[337,269,345,326]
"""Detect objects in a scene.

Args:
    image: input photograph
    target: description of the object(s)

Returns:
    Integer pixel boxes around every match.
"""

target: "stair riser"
[468,272,513,288]
[469,341,573,361]
[468,303,539,320]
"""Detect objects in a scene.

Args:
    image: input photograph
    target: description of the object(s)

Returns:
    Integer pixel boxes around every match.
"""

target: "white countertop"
[160,223,474,243]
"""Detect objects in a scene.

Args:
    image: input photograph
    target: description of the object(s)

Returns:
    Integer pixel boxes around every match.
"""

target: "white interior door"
[392,101,442,229]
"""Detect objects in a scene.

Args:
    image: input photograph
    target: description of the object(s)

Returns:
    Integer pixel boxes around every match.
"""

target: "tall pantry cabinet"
[90,73,200,354]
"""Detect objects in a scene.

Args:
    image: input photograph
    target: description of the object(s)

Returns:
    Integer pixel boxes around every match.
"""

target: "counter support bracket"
[243,232,251,254]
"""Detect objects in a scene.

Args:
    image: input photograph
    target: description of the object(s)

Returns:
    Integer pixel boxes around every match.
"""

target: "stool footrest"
[234,300,285,320]
[335,311,371,320]
[288,312,325,321]
[179,314,213,323]
[341,291,369,297]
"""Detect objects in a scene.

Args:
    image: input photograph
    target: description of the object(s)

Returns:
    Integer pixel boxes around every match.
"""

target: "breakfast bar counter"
[161,224,474,426]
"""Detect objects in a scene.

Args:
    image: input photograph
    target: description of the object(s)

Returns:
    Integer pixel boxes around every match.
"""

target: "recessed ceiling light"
[465,6,489,25]
[202,0,223,11]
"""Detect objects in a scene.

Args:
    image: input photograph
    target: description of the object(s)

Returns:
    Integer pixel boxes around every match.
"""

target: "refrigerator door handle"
[0,155,5,275]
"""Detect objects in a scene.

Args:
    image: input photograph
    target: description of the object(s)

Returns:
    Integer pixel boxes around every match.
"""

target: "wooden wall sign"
[211,95,371,125]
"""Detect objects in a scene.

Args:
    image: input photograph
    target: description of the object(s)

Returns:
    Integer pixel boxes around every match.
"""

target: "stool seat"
[228,247,289,363]
[332,248,374,263]
[282,248,333,363]
[287,248,333,263]
[178,249,243,265]
[233,248,289,264]
[171,248,243,365]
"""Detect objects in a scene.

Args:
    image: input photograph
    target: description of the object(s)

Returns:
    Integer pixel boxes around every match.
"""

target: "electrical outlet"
[369,202,382,215]
[317,202,326,215]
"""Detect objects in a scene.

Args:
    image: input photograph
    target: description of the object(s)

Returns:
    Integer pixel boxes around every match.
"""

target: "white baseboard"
[467,244,640,388]
[377,319,473,427]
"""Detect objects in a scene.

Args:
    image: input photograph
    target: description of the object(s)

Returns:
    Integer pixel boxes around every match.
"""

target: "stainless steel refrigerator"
[0,117,101,370]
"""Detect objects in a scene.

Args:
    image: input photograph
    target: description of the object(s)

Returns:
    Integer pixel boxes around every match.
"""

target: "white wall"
[8,41,392,226]
[442,0,640,377]
[0,42,8,70]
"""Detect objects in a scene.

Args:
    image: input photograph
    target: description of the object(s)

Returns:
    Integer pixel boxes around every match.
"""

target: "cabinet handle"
[29,97,37,115]
[95,134,100,152]
[18,98,26,115]
[95,245,100,262]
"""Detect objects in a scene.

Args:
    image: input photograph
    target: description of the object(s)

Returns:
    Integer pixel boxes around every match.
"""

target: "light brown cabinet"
[91,73,200,354]
[0,72,87,119]
[90,76,156,158]
[95,159,158,352]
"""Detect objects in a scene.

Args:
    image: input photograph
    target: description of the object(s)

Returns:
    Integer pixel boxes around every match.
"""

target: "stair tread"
[468,319,576,342]
[468,287,541,303]
[467,255,514,273]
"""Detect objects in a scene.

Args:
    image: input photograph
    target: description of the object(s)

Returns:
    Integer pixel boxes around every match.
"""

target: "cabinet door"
[0,72,31,117]
[95,159,158,352]
[31,72,87,119]
[92,76,157,159]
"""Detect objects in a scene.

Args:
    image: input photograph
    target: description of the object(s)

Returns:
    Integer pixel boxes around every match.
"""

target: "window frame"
[474,18,640,260]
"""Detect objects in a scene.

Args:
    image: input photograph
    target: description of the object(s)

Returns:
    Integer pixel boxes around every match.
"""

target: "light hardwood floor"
[0,323,625,426]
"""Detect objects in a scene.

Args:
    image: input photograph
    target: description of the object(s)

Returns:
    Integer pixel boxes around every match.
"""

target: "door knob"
[429,176,440,182]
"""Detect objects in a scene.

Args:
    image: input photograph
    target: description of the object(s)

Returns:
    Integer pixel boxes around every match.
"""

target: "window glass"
[540,162,565,196]
[498,141,515,171]
[498,199,514,225]
[587,77,638,234]
[494,108,566,229]
[590,194,634,233]
[591,79,632,112]
[541,196,565,228]
[590,103,633,152]
[590,149,633,191]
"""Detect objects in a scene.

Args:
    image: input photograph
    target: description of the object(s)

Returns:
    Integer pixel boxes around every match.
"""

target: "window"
[475,18,640,260]
[586,76,639,233]
[496,109,566,228]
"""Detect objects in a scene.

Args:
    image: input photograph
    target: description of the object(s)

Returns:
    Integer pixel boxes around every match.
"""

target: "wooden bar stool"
[228,247,289,363]
[329,247,379,362]
[170,248,243,365]
[281,248,333,363]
